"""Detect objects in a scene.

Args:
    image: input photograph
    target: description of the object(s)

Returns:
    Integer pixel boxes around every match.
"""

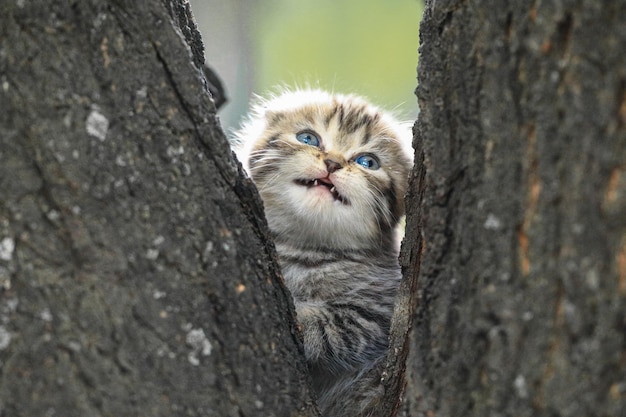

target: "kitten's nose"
[324,158,342,173]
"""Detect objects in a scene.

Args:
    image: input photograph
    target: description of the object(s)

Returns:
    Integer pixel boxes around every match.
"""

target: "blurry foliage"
[253,0,424,118]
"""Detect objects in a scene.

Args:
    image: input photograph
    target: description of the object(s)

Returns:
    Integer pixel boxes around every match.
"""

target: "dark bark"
[4,0,625,416]
[0,1,316,416]
[398,0,626,416]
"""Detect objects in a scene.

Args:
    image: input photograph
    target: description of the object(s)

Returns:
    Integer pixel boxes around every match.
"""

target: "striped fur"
[232,89,412,416]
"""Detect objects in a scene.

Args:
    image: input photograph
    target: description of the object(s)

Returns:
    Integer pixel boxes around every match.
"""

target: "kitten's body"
[232,89,412,416]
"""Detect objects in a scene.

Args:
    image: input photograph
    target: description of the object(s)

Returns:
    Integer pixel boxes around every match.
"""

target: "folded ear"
[264,109,286,125]
[398,120,416,165]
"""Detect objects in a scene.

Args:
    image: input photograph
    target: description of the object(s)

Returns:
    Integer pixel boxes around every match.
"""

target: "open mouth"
[294,178,349,205]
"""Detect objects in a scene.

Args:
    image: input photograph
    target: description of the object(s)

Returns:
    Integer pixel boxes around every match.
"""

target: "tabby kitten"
[232,89,412,416]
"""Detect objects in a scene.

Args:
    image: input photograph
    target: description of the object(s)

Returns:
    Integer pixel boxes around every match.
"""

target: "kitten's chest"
[275,245,400,302]
[278,255,355,299]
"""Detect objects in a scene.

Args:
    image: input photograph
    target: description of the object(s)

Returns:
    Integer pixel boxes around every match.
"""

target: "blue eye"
[354,154,380,170]
[296,131,321,147]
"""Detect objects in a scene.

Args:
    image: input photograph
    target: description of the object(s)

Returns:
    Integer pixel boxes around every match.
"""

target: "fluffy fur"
[232,89,412,416]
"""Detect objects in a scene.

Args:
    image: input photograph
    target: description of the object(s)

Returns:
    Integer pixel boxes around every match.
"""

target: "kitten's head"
[233,89,413,250]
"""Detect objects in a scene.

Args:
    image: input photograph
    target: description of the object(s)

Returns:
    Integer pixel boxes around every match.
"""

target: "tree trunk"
[0,1,317,416]
[3,0,625,416]
[397,0,626,416]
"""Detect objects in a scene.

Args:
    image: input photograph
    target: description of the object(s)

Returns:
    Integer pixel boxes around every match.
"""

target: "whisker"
[272,138,299,149]
[363,181,394,226]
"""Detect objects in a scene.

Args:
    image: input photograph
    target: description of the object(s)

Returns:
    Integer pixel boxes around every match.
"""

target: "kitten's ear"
[250,95,284,126]
[397,120,416,165]
[264,109,286,125]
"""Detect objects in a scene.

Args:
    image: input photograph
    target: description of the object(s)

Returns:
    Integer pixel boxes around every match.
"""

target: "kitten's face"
[235,90,412,249]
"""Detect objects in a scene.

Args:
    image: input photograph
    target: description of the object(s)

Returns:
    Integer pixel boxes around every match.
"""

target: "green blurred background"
[189,0,424,131]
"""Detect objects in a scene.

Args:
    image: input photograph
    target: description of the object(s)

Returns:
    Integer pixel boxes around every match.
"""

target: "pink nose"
[324,159,342,173]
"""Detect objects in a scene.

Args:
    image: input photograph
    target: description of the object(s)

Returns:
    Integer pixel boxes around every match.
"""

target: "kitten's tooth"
[314,179,319,186]
[330,186,336,193]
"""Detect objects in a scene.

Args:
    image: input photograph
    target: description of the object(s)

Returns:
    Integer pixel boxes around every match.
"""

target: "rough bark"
[398,0,626,416]
[0,1,317,416]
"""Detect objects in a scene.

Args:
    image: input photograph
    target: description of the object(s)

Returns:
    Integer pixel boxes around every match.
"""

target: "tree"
[2,0,625,417]
[0,1,316,415]
[394,1,626,416]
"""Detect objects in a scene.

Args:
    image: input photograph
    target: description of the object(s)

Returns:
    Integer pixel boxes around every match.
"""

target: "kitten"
[232,89,412,416]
